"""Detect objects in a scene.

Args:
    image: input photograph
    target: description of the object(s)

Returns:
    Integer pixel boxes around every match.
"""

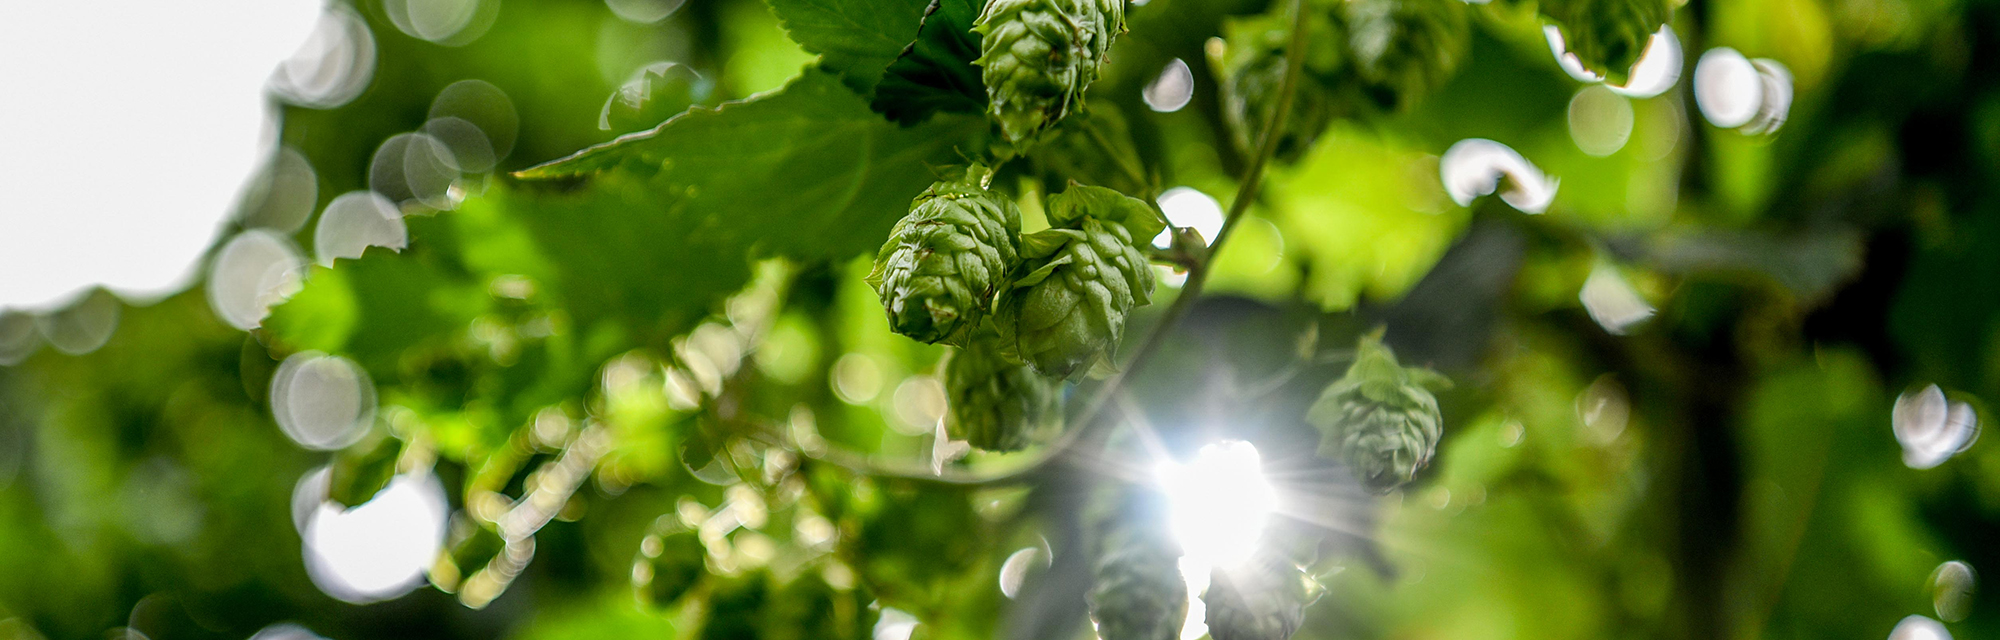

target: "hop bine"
[974,0,1128,144]
[867,172,1022,347]
[994,185,1161,378]
[1306,333,1449,491]
[1204,550,1321,640]
[945,331,1062,451]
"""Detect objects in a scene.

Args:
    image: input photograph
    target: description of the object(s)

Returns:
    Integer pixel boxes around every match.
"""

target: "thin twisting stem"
[799,0,1314,486]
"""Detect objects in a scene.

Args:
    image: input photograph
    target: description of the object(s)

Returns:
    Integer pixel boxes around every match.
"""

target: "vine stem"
[798,0,1313,486]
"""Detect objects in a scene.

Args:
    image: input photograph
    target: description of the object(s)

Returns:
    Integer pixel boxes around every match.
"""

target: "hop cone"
[868,176,1023,347]
[1306,334,1448,491]
[1540,0,1672,85]
[1204,551,1318,640]
[998,217,1154,377]
[1214,0,1468,163]
[1219,46,1337,163]
[1211,10,1342,162]
[1089,516,1187,640]
[974,0,1128,143]
[1340,0,1469,111]
[946,332,1062,451]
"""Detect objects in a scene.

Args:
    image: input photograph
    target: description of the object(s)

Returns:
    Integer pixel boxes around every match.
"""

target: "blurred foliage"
[4,0,2000,639]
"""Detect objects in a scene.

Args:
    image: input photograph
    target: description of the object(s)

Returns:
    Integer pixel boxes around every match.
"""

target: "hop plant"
[1540,0,1673,85]
[1213,0,1466,163]
[867,171,1023,347]
[995,185,1162,378]
[1089,507,1187,640]
[1204,551,1320,640]
[1340,0,1470,111]
[1216,40,1337,163]
[1212,10,1343,162]
[974,0,1128,143]
[1306,333,1449,491]
[945,331,1063,451]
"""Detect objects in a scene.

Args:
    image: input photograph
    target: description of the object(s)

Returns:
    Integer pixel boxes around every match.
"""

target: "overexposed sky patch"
[0,1,321,310]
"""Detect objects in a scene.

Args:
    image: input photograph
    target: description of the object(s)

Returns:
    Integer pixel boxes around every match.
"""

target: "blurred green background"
[2,0,1999,638]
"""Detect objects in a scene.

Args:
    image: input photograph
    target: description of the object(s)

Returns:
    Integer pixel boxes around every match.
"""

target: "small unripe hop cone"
[1213,0,1468,162]
[1204,550,1320,640]
[994,185,1162,378]
[1306,333,1450,492]
[1089,517,1188,640]
[945,331,1062,452]
[868,172,1023,347]
[974,0,1128,143]
[1215,26,1337,163]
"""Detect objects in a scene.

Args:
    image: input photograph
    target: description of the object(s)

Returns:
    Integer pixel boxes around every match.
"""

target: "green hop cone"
[1213,0,1465,163]
[1203,550,1320,640]
[1340,0,1470,111]
[1000,218,1148,377]
[1212,11,1342,162]
[867,173,1023,347]
[996,185,1161,378]
[1305,333,1449,491]
[946,332,1063,451]
[1217,45,1337,163]
[1540,0,1673,85]
[1089,516,1187,640]
[974,0,1128,143]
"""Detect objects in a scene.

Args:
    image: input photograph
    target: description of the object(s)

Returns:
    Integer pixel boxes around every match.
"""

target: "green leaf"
[1047,184,1167,242]
[765,0,934,93]
[1018,229,1087,262]
[871,0,987,124]
[261,264,357,356]
[516,70,988,263]
[263,217,491,374]
[465,176,749,351]
[599,63,712,134]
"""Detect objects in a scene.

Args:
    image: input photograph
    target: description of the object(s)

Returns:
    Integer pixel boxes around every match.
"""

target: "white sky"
[0,1,321,311]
